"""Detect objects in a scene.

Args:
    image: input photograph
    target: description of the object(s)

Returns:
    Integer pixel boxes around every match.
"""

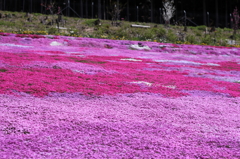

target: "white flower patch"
[205,63,220,66]
[50,41,63,46]
[129,44,151,50]
[159,45,167,48]
[189,51,197,54]
[162,85,176,89]
[65,52,79,54]
[65,52,85,57]
[155,60,220,66]
[155,60,202,65]
[73,70,85,74]
[131,81,152,86]
[0,43,32,48]
[121,58,142,62]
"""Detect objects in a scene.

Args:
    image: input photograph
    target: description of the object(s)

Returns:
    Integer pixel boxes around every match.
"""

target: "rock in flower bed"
[0,33,239,158]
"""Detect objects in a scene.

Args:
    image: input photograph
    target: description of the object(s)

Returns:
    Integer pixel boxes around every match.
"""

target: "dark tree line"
[0,0,240,28]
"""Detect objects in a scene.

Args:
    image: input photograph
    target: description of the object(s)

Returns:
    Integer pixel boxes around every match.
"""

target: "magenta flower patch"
[0,34,240,158]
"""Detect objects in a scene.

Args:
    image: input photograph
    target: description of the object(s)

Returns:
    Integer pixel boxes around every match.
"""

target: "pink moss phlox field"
[0,33,240,158]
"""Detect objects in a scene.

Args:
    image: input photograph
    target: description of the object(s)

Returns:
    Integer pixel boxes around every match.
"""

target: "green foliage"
[188,26,197,31]
[218,39,228,46]
[196,25,207,31]
[143,28,156,39]
[0,21,15,27]
[200,35,213,45]
[223,27,232,32]
[156,27,167,38]
[0,69,7,72]
[0,10,238,47]
[97,23,111,35]
[115,29,128,38]
[129,28,142,38]
[232,34,240,40]
[214,29,224,39]
[186,35,197,44]
[33,13,43,16]
[166,30,177,43]
[138,36,148,41]
[195,31,202,37]
[48,28,58,35]
[130,37,140,41]
[102,23,110,29]
[83,19,98,26]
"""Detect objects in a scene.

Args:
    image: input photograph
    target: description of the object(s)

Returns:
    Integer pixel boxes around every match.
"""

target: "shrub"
[195,31,202,37]
[115,29,128,39]
[186,35,197,44]
[218,39,228,46]
[48,28,58,35]
[156,27,167,38]
[143,28,155,40]
[166,31,177,43]
[214,29,224,39]
[98,24,111,34]
[232,34,240,40]
[129,28,142,38]
[102,23,110,29]
[200,35,212,45]
[83,19,98,26]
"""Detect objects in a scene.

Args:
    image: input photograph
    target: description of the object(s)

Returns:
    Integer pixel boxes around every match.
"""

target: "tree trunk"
[174,0,178,24]
[41,0,43,13]
[203,0,206,25]
[0,0,2,10]
[151,0,154,22]
[29,0,32,12]
[86,0,88,18]
[3,0,6,10]
[215,0,218,27]
[67,0,70,16]
[103,0,106,20]
[106,0,108,20]
[127,0,129,21]
[80,0,83,18]
[98,0,101,19]
[15,0,17,11]
[225,0,228,27]
[117,0,119,20]
[134,0,136,21]
[22,0,25,12]
[73,0,76,16]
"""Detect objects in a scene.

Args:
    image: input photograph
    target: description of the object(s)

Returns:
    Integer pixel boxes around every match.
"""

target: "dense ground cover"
[0,33,240,158]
